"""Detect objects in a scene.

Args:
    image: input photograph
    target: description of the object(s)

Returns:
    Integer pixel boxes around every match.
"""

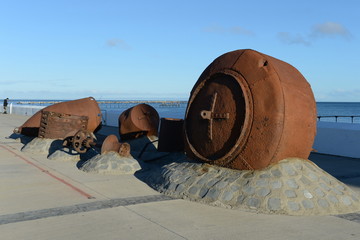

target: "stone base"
[145,158,360,216]
[21,138,63,154]
[80,152,141,175]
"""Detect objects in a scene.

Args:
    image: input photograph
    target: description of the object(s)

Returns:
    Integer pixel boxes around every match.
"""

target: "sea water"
[6,100,360,123]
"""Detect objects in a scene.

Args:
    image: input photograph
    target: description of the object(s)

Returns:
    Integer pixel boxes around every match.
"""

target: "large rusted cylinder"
[118,104,159,140]
[184,49,317,170]
[158,118,184,152]
[15,97,102,137]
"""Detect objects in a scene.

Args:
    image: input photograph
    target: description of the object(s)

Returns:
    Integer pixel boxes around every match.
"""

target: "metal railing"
[317,115,360,123]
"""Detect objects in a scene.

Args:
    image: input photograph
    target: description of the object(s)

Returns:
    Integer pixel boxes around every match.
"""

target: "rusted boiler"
[184,49,317,170]
[14,97,102,137]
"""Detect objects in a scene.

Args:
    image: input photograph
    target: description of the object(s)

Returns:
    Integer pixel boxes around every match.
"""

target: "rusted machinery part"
[184,49,317,170]
[101,134,121,154]
[38,111,88,139]
[158,118,184,152]
[118,104,159,140]
[72,130,96,153]
[15,97,102,137]
[118,142,131,157]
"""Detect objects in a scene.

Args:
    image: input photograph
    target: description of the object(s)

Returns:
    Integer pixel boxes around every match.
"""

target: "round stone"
[243,185,255,195]
[247,198,260,209]
[303,190,313,199]
[199,187,209,198]
[285,190,297,198]
[282,164,297,176]
[332,188,344,195]
[318,199,329,208]
[260,173,271,178]
[168,182,178,191]
[196,177,208,185]
[215,181,228,189]
[207,179,220,187]
[351,194,359,202]
[271,169,282,177]
[188,186,198,195]
[221,191,234,202]
[293,162,303,171]
[206,188,221,200]
[328,195,339,203]
[300,176,311,185]
[286,179,299,189]
[320,183,331,191]
[307,172,318,181]
[230,185,240,192]
[321,176,331,185]
[237,195,245,204]
[341,196,352,206]
[175,184,186,193]
[123,165,132,172]
[314,188,324,197]
[243,172,254,178]
[256,188,271,197]
[268,198,281,211]
[336,185,346,191]
[288,201,300,211]
[302,199,314,209]
[271,180,282,189]
[256,179,267,187]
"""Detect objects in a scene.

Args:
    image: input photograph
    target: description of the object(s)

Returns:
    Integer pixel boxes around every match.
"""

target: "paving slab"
[1,113,360,240]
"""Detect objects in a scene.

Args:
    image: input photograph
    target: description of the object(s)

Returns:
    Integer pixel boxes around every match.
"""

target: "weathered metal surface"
[118,142,131,157]
[118,104,159,140]
[72,130,96,153]
[158,118,184,152]
[184,49,317,170]
[101,135,121,154]
[38,111,88,139]
[101,135,131,157]
[14,97,102,137]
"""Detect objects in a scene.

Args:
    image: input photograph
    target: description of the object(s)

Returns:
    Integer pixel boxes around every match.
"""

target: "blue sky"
[0,0,359,101]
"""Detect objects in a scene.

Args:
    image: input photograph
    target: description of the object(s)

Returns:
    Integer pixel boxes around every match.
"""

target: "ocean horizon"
[4,99,360,123]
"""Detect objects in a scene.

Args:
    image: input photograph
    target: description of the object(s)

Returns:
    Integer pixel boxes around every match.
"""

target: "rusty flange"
[14,97,102,137]
[184,49,317,170]
[118,104,159,140]
[158,118,184,152]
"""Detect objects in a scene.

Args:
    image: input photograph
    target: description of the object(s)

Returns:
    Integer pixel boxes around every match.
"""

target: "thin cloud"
[278,22,352,46]
[277,32,311,46]
[310,22,352,39]
[106,39,131,50]
[204,25,255,36]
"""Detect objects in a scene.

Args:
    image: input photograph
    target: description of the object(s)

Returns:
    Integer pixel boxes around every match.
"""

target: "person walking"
[3,98,9,114]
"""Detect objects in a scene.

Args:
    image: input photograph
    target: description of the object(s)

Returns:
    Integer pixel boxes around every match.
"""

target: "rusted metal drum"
[14,97,102,137]
[158,118,184,152]
[118,104,159,140]
[184,49,317,170]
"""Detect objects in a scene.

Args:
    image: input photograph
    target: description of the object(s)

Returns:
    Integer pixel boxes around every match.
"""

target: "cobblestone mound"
[146,158,360,215]
[80,152,141,175]
[21,137,63,154]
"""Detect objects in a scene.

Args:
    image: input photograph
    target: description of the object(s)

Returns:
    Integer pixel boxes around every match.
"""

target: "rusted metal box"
[38,111,88,139]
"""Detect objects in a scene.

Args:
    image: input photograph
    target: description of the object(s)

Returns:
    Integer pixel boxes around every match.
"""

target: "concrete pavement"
[1,113,360,240]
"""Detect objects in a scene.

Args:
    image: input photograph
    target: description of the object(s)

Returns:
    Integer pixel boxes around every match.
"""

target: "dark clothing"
[3,98,8,114]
